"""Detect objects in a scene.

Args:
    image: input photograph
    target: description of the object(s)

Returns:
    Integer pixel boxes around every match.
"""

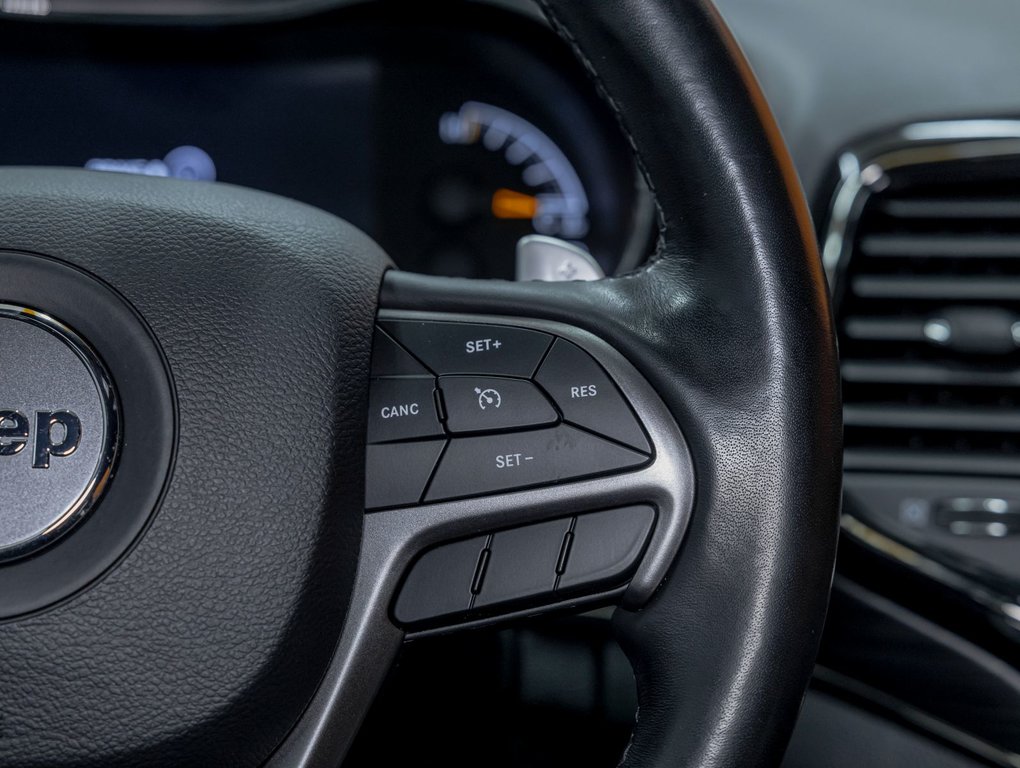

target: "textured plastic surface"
[365,440,446,510]
[370,327,431,377]
[367,378,442,443]
[393,536,486,624]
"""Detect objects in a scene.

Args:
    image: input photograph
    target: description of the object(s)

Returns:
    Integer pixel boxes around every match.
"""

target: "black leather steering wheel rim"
[383,1,842,765]
[0,2,840,766]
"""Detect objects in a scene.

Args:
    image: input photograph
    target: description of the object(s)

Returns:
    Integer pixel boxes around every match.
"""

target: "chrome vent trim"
[826,120,1020,479]
[825,120,1020,640]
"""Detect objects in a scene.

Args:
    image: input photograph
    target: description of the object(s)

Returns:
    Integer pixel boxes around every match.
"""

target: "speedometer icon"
[474,387,502,410]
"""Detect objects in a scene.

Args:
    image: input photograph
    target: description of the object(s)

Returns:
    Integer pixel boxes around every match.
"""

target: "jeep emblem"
[0,306,118,561]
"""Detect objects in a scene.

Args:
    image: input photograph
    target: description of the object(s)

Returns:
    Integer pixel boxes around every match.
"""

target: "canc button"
[535,339,650,453]
[368,377,442,443]
[440,376,558,434]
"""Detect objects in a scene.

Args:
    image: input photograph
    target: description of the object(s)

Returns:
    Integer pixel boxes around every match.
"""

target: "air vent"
[833,146,1020,477]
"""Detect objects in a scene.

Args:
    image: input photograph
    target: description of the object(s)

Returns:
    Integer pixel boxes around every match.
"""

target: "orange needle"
[491,188,539,220]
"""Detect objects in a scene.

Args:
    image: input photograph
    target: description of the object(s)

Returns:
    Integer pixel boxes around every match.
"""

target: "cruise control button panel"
[393,506,656,628]
[366,317,653,509]
[439,376,558,434]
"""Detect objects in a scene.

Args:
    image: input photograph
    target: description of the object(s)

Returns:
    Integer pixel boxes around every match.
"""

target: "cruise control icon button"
[440,376,557,434]
[367,378,443,443]
[424,425,648,502]
[535,339,650,453]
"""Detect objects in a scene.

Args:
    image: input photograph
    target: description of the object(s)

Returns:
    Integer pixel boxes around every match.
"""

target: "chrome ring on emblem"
[0,304,120,562]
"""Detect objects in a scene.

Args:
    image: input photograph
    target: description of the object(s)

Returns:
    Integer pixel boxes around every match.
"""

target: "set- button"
[424,425,646,502]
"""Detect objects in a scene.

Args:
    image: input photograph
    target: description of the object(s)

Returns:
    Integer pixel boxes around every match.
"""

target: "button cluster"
[393,506,657,626]
[366,320,652,510]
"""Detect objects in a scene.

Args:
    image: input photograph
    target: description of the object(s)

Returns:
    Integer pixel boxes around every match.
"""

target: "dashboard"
[0,2,651,279]
[2,0,1019,766]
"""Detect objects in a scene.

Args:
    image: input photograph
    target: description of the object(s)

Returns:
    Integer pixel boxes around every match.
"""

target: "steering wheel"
[0,1,841,766]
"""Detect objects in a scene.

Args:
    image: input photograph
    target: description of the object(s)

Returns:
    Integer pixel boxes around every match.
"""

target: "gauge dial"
[439,101,591,243]
[374,24,652,280]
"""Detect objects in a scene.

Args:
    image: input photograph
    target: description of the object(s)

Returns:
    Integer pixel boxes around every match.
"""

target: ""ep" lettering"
[0,410,82,469]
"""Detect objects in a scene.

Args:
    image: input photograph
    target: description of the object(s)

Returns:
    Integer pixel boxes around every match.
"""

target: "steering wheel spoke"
[269,299,695,766]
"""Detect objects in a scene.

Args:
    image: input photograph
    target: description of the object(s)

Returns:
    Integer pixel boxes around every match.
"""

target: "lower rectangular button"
[365,440,446,510]
[558,506,655,591]
[424,425,648,502]
[474,518,571,608]
[394,536,487,624]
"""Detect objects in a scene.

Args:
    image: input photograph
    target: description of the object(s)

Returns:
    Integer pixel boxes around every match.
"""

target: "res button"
[535,339,650,453]
[380,320,552,377]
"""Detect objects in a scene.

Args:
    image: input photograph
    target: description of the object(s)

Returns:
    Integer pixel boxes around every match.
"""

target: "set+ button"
[380,319,553,377]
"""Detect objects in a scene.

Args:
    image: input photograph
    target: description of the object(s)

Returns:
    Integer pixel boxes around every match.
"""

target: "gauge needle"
[491,188,539,220]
